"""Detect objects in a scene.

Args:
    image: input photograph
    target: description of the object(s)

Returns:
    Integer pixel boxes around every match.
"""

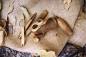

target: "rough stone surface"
[0,46,32,57]
[58,43,83,57]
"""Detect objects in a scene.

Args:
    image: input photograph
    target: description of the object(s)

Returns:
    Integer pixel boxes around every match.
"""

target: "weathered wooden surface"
[69,12,86,47]
[1,0,83,56]
[30,0,83,28]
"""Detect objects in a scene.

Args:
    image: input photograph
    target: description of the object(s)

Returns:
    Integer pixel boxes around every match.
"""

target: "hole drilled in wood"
[32,24,38,29]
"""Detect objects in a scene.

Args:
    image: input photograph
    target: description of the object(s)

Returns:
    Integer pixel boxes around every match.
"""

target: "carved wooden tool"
[25,13,37,36]
[56,16,73,36]
[26,10,48,36]
[31,10,48,32]
[21,28,25,46]
[25,13,37,32]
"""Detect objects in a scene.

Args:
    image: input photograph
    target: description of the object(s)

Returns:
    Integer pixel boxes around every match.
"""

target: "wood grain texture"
[1,0,83,55]
[57,17,73,36]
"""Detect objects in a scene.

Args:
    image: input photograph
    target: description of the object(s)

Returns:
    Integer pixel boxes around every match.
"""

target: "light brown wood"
[57,17,73,36]
[37,10,48,19]
[31,10,48,32]
[25,13,37,31]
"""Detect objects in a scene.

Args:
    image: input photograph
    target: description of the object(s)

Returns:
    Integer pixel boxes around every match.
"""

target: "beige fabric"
[1,0,83,56]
